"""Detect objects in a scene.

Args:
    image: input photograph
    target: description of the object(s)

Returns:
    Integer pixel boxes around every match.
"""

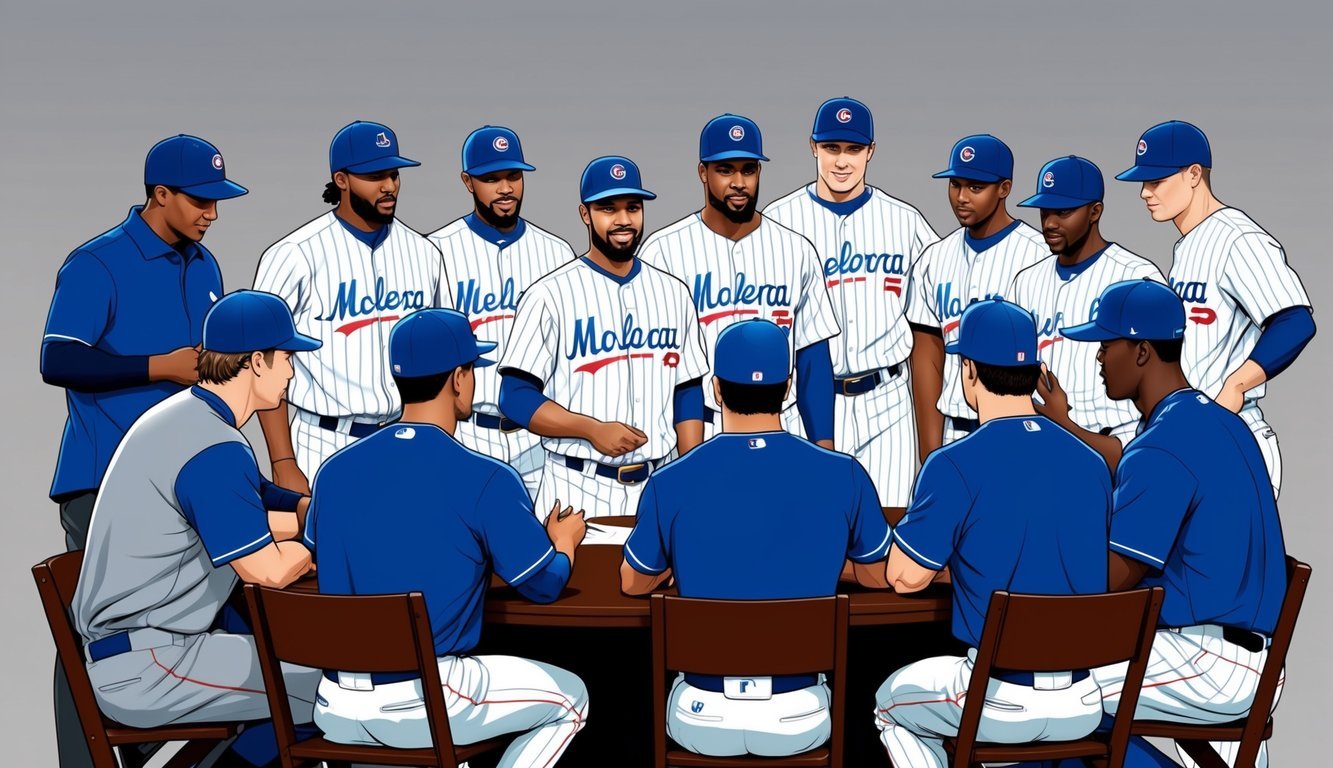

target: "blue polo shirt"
[305,423,561,657]
[42,207,223,499]
[893,416,1111,647]
[1110,389,1286,634]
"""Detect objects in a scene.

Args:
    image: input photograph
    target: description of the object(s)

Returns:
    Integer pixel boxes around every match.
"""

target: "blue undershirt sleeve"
[673,379,704,424]
[1249,306,1315,379]
[795,340,835,441]
[40,340,151,392]
[499,370,551,428]
[259,479,303,512]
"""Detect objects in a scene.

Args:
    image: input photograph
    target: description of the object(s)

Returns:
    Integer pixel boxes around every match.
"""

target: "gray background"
[1,0,1327,763]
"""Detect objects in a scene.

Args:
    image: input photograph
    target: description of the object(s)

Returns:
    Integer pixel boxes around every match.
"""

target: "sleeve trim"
[892,530,946,570]
[625,542,667,575]
[852,525,893,563]
[1109,540,1165,567]
[43,333,94,346]
[211,533,275,567]
[507,545,556,586]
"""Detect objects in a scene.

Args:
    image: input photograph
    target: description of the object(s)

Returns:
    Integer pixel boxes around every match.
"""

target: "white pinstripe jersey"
[254,212,453,419]
[906,222,1048,418]
[428,217,575,415]
[1169,207,1310,401]
[498,257,708,465]
[638,213,841,411]
[1010,244,1164,433]
[764,185,940,375]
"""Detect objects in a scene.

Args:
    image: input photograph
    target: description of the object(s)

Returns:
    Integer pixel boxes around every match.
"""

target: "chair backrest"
[244,585,457,766]
[955,587,1164,768]
[31,551,119,768]
[650,594,849,767]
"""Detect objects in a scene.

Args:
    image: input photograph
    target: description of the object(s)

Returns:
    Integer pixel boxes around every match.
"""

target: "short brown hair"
[197,349,277,385]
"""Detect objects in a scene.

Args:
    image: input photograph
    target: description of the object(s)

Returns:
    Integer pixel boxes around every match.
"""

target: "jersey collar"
[579,254,641,285]
[963,219,1023,254]
[465,212,527,249]
[191,385,237,427]
[123,206,202,262]
[334,212,391,251]
[1146,388,1200,426]
[1054,243,1112,282]
[806,185,873,217]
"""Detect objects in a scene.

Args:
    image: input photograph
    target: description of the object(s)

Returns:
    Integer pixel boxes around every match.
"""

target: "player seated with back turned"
[620,319,892,758]
[873,299,1112,768]
[303,308,589,768]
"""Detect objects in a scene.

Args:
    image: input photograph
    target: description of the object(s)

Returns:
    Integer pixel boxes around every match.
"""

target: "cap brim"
[811,129,872,145]
[472,340,498,367]
[583,187,657,203]
[1017,193,1099,209]
[932,168,1007,182]
[1115,164,1177,182]
[277,333,323,352]
[943,341,962,355]
[465,160,536,176]
[1060,321,1118,341]
[344,156,421,173]
[179,179,249,200]
[700,151,770,163]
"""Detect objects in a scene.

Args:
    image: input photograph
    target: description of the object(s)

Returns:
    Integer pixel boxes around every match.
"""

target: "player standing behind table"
[254,120,452,494]
[304,308,589,767]
[764,97,939,512]
[1115,120,1314,497]
[906,135,1047,457]
[429,126,575,498]
[39,133,246,768]
[497,157,708,518]
[637,114,840,448]
[72,291,323,766]
[873,299,1112,768]
[1060,279,1288,768]
[1008,156,1163,470]
[620,319,891,758]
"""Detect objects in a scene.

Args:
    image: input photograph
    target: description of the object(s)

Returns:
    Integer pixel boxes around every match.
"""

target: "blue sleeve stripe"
[625,542,667,575]
[892,530,946,570]
[1109,540,1165,566]
[210,532,274,566]
[852,525,893,562]
[302,531,315,550]
[506,545,556,586]
[42,333,93,345]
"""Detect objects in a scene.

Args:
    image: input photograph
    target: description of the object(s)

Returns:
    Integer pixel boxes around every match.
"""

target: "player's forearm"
[910,330,945,461]
[527,400,604,443]
[674,420,703,455]
[620,559,672,595]
[849,559,891,590]
[1248,306,1315,380]
[230,541,312,589]
[795,341,835,442]
[1049,416,1123,472]
[40,340,150,392]
[258,402,298,463]
[267,511,300,542]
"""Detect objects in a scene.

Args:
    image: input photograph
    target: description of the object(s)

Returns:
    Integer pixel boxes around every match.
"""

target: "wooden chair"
[650,594,850,767]
[32,552,237,768]
[943,587,1164,768]
[1132,556,1312,768]
[244,584,510,767]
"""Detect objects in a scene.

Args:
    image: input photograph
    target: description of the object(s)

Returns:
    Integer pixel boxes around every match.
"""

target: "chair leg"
[1175,739,1230,768]
[161,740,229,768]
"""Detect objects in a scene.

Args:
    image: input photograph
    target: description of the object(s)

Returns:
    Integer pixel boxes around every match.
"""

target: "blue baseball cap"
[699,114,769,163]
[1115,121,1211,182]
[144,135,248,201]
[1062,279,1186,342]
[714,320,791,385]
[1018,156,1105,209]
[203,291,321,354]
[390,309,497,378]
[811,97,874,145]
[462,126,536,176]
[329,121,420,174]
[933,135,1014,183]
[945,298,1038,367]
[580,156,657,204]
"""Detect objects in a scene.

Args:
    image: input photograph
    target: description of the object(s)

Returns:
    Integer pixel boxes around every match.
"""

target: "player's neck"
[815,177,866,204]
[138,204,188,249]
[199,380,255,429]
[966,207,1014,240]
[584,247,636,278]
[1057,229,1109,266]
[402,401,457,436]
[1173,190,1225,237]
[335,200,386,233]
[700,206,762,241]
[1133,366,1192,421]
[720,410,782,434]
[974,392,1037,424]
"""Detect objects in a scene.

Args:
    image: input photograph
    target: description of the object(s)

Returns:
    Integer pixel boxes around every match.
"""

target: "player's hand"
[272,458,311,496]
[1033,363,1071,424]
[545,500,587,550]
[588,421,649,457]
[148,346,201,385]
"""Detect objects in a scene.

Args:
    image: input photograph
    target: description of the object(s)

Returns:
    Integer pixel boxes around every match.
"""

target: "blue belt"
[562,455,652,484]
[684,673,819,694]
[318,416,385,439]
[836,364,901,396]
[87,631,133,662]
[473,413,522,432]
[949,416,980,434]
[323,670,419,686]
[991,669,1090,687]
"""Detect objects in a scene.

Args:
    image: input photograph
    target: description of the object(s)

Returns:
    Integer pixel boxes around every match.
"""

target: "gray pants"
[56,492,96,768]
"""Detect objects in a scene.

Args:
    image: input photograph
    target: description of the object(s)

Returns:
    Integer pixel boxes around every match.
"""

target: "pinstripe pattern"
[534,452,648,519]
[1010,244,1163,437]
[906,223,1048,421]
[638,213,841,413]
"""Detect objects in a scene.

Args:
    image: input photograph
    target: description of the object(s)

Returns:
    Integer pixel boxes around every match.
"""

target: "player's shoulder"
[1101,243,1161,275]
[758,213,813,244]
[641,211,704,251]
[70,216,138,261]
[388,218,437,247]
[638,259,697,298]
[866,186,933,221]
[1045,419,1114,478]
[762,183,816,217]
[1008,220,1049,249]
[1012,253,1060,286]
[271,210,340,248]
[425,216,471,244]
[921,226,966,258]
[519,219,577,253]
[526,257,586,292]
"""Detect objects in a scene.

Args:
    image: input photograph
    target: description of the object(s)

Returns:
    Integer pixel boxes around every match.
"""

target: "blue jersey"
[305,423,557,656]
[624,431,891,599]
[894,416,1111,647]
[1110,389,1286,634]
[43,207,223,499]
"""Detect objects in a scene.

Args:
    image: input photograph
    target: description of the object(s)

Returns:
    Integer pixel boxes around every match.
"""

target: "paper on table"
[583,522,631,546]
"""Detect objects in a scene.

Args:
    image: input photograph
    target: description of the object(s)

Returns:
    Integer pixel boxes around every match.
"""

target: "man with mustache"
[638,114,840,450]
[429,126,575,498]
[253,121,453,491]
[497,156,708,518]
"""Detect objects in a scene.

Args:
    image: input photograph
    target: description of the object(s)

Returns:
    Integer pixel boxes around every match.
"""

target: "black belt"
[1221,626,1270,653]
[323,670,419,686]
[318,416,386,439]
[473,413,522,432]
[948,416,980,434]
[684,673,820,694]
[562,455,652,484]
[836,364,902,396]
[991,669,1091,687]
[87,632,133,662]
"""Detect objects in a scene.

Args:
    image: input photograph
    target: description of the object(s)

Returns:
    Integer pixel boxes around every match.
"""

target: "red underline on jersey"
[471,314,515,331]
[1038,337,1064,352]
[827,276,868,287]
[944,320,961,334]
[335,315,400,335]
[574,353,655,374]
[699,308,760,325]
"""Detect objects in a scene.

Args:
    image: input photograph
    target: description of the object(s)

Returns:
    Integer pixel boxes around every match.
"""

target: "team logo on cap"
[960,146,975,162]
[493,135,510,152]
[730,125,745,141]
[375,132,391,148]
[836,107,853,123]
[211,153,224,170]
[751,371,763,381]
[610,163,627,180]
[1016,351,1026,362]
[1042,171,1055,188]
[1137,139,1148,156]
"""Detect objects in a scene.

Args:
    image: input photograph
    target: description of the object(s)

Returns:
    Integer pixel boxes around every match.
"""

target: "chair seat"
[1133,718,1273,741]
[105,722,237,745]
[290,734,510,765]
[943,736,1110,762]
[665,746,831,766]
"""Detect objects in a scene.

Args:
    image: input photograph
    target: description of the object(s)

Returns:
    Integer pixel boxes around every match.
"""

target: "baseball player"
[907,135,1048,458]
[621,319,891,758]
[638,114,840,448]
[1115,120,1314,496]
[305,309,589,766]
[496,156,708,518]
[429,126,575,497]
[40,133,246,768]
[1062,279,1288,768]
[254,120,452,494]
[72,291,323,766]
[873,298,1112,768]
[764,97,939,510]
[1008,155,1163,470]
